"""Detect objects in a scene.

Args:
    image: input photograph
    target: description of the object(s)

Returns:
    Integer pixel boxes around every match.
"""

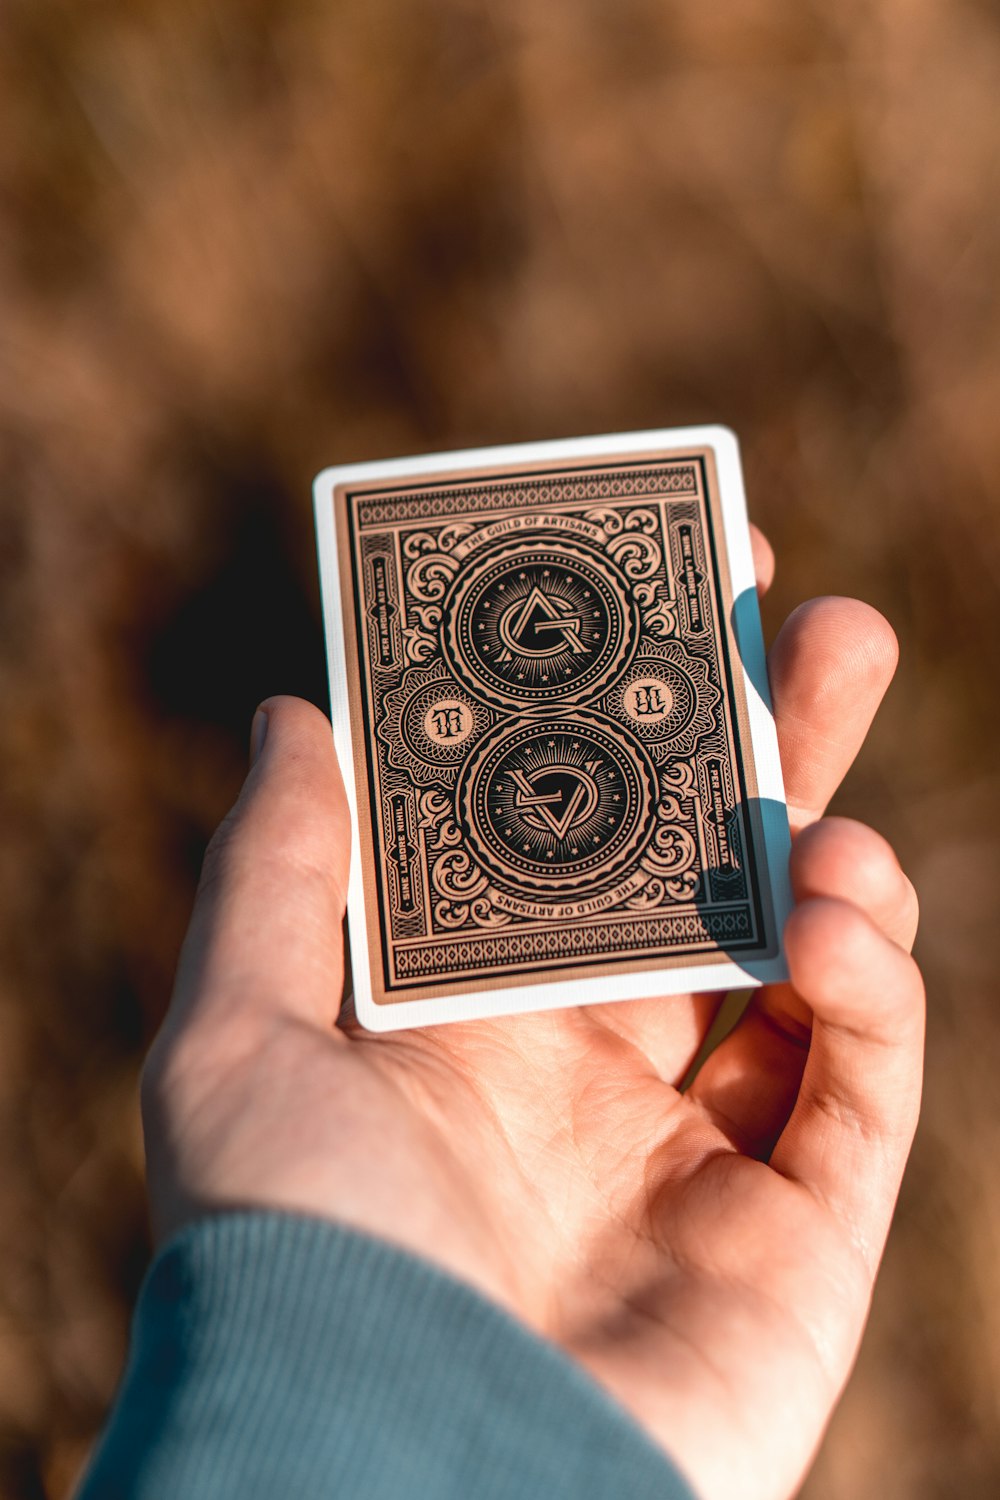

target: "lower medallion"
[457,710,657,898]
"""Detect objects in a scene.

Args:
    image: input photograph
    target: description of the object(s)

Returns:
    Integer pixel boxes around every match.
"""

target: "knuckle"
[900,873,920,932]
[800,1077,880,1143]
[138,1046,160,1108]
[786,893,865,964]
[140,1013,266,1129]
[198,805,347,918]
[793,817,918,939]
[801,1071,920,1160]
[195,807,244,901]
[787,897,926,1032]
[139,1035,177,1125]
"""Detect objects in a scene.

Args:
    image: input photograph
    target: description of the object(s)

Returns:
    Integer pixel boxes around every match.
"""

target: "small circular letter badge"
[422,698,475,748]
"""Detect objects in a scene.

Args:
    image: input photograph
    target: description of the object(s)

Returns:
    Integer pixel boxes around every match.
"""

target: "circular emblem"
[417,696,476,751]
[377,666,494,785]
[601,646,721,757]
[621,675,677,726]
[441,539,638,709]
[458,711,657,896]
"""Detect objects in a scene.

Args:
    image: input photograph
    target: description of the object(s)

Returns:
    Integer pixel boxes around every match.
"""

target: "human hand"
[142,539,923,1500]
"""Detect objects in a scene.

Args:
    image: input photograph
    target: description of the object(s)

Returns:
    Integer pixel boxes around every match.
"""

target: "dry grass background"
[1,0,999,1495]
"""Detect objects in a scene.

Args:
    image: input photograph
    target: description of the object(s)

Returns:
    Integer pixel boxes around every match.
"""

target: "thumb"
[164,696,351,1037]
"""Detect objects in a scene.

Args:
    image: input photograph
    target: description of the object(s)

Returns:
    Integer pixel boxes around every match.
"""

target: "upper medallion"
[440,537,638,710]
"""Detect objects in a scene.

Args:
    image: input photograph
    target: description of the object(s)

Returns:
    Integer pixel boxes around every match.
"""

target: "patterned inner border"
[344,454,770,997]
[358,464,698,525]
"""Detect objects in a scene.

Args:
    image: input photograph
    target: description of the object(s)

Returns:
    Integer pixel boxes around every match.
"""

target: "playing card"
[314,428,791,1032]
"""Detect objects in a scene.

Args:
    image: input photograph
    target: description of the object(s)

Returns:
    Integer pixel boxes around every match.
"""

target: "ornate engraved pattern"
[457,711,657,897]
[599,641,721,760]
[378,664,494,787]
[342,454,765,995]
[393,907,754,978]
[441,537,638,709]
[358,465,698,526]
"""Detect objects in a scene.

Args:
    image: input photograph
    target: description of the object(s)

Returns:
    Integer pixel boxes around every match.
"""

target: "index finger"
[768,597,899,833]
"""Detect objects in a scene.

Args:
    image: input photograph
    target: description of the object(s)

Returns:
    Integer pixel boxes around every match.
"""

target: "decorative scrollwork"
[622,508,659,534]
[406,552,459,603]
[417,788,463,849]
[583,506,625,534]
[402,598,444,665]
[625,748,701,891]
[417,787,450,825]
[634,580,677,637]
[470,896,511,929]
[625,878,668,911]
[437,522,477,552]
[432,849,489,901]
[433,899,472,929]
[403,625,438,664]
[433,891,509,931]
[402,531,442,559]
[606,529,662,581]
[661,759,699,798]
[410,603,442,632]
[666,869,701,901]
[625,862,702,909]
[643,823,698,876]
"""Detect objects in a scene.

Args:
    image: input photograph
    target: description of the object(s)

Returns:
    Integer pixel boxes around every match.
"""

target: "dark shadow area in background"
[144,459,329,742]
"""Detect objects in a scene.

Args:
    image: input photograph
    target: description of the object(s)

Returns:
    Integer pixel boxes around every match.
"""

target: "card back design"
[317,434,790,1026]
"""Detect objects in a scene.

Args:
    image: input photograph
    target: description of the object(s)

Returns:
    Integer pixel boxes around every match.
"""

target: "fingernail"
[250,706,270,767]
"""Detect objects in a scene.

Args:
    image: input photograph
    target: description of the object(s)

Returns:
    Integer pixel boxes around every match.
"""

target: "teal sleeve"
[76,1212,697,1500]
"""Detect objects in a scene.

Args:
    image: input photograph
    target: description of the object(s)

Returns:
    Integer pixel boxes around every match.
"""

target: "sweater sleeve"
[76,1211,696,1500]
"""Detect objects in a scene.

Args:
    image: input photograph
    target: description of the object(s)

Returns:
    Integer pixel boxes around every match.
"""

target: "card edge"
[313,430,793,1034]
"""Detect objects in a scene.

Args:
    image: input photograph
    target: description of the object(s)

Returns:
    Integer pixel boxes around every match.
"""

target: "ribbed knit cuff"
[77,1212,695,1500]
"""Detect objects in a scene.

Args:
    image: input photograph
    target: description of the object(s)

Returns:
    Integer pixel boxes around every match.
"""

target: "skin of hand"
[142,532,923,1500]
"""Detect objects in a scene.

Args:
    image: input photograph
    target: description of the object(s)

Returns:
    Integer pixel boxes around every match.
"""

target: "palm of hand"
[155,970,906,1500]
[380,997,858,1463]
[146,594,923,1500]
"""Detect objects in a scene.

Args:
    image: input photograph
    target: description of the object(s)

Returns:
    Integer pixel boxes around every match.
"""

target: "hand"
[142,541,923,1500]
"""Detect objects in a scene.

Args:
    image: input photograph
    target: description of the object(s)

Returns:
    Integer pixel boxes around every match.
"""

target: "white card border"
[314,426,792,1032]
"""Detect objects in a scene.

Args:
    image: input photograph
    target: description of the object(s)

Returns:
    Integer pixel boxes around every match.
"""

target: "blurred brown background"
[1,0,998,1495]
